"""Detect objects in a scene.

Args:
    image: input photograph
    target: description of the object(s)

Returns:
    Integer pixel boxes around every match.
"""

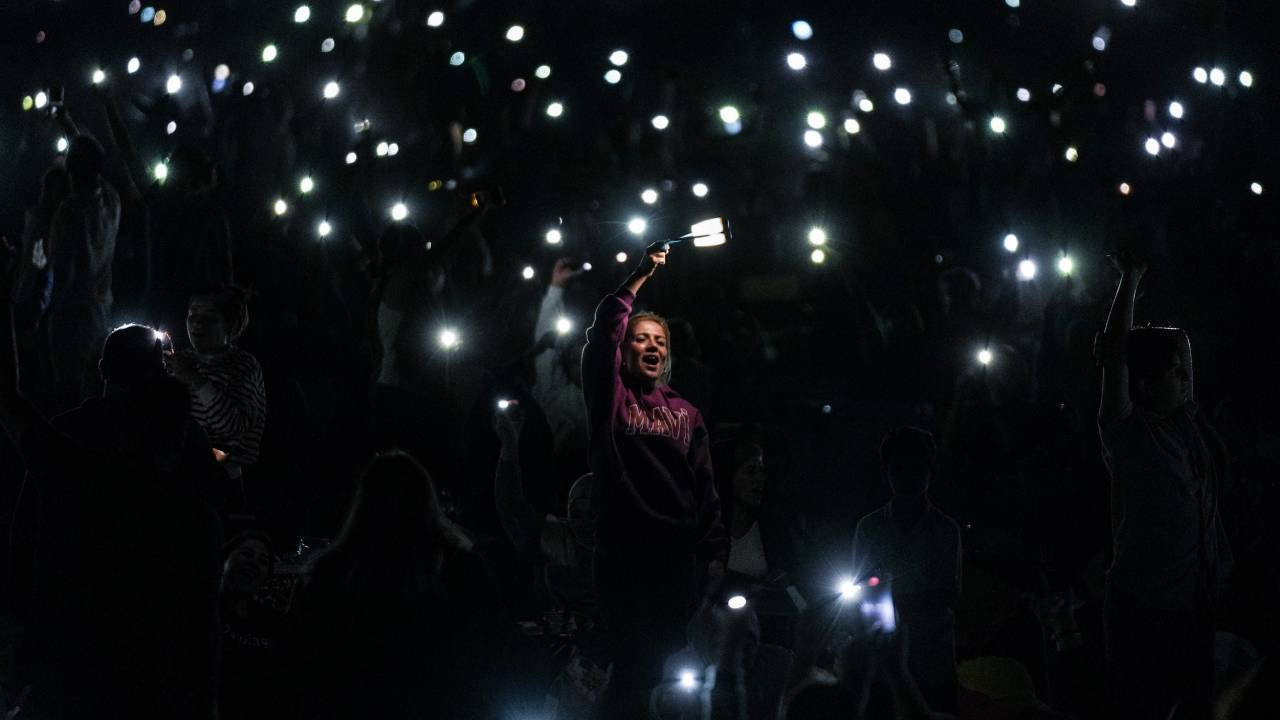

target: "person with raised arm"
[583,243,727,719]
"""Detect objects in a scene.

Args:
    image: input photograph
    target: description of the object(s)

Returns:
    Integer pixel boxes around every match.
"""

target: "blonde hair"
[627,311,673,386]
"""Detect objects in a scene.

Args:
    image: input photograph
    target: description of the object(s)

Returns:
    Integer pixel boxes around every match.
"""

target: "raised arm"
[1097,252,1146,425]
[492,403,544,555]
[0,305,41,448]
[95,89,149,204]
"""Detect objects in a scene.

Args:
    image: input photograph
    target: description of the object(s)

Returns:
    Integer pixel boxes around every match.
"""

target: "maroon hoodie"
[583,287,727,564]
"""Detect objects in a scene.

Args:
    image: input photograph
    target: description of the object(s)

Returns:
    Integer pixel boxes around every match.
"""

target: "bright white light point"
[894,88,912,105]
[56,137,68,153]
[127,57,140,74]
[345,4,365,23]
[807,227,827,246]
[426,11,445,27]
[810,248,827,264]
[1017,259,1038,281]
[1006,0,1020,7]
[449,52,465,66]
[153,162,168,181]
[1209,68,1225,86]
[321,38,335,53]
[791,20,813,40]
[299,176,315,194]
[609,50,629,66]
[262,45,278,63]
[727,595,747,610]
[1161,132,1176,149]
[390,203,408,221]
[33,92,47,109]
[1193,67,1207,83]
[386,143,399,156]
[166,121,177,135]
[1121,0,1136,6]
[555,317,573,335]
[678,671,698,691]
[1239,71,1253,88]
[1250,182,1262,195]
[641,189,658,204]
[462,128,478,144]
[376,142,389,157]
[990,116,1007,134]
[1052,83,1064,94]
[1003,233,1019,252]
[858,98,874,113]
[803,130,823,148]
[545,229,562,244]
[1064,146,1079,162]
[1119,182,1131,195]
[535,65,551,79]
[786,52,807,71]
[627,218,647,235]
[497,400,511,410]
[977,349,993,365]
[651,115,670,130]
[345,152,357,165]
[92,69,106,84]
[1092,36,1107,52]
[872,53,892,71]
[438,328,460,349]
[166,75,182,94]
[844,118,860,134]
[949,28,964,43]
[546,102,564,118]
[273,199,288,216]
[806,111,827,129]
[242,82,255,96]
[1017,88,1031,102]
[294,5,311,22]
[505,25,525,42]
[1145,138,1161,155]
[1169,101,1184,119]
[1057,256,1075,275]
[691,183,709,198]
[838,578,860,599]
[317,220,332,237]
[719,106,740,124]
[521,266,535,280]
[582,262,592,271]
[604,69,622,85]
[323,81,340,99]
[616,252,628,263]
[214,64,230,81]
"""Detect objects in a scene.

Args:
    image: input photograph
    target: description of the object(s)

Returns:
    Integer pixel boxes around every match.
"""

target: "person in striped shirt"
[167,287,266,481]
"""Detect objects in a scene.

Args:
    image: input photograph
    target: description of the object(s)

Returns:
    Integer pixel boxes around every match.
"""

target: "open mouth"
[641,353,661,371]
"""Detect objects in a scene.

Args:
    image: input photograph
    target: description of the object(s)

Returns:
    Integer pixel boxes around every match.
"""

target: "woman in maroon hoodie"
[583,242,726,719]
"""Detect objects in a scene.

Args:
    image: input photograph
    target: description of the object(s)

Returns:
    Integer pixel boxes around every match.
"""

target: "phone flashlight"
[727,594,747,610]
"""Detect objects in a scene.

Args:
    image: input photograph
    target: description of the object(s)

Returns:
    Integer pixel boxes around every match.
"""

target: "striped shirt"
[188,348,267,476]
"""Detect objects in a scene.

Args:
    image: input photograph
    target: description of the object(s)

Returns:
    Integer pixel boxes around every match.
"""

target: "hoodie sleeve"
[690,412,728,565]
[581,287,634,424]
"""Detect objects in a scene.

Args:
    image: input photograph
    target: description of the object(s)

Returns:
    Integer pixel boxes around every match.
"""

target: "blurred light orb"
[1168,101,1184,119]
[678,671,698,691]
[166,121,177,135]
[1006,0,1020,7]
[858,98,874,113]
[1057,256,1075,276]
[844,118,861,134]
[273,199,288,216]
[893,88,912,105]
[1144,137,1160,155]
[1003,233,1019,253]
[535,65,552,79]
[641,188,658,204]
[317,221,332,237]
[1017,259,1038,281]
[1121,0,1137,6]
[1209,68,1225,86]
[321,38,335,53]
[521,266,535,280]
[946,92,958,105]
[691,182,709,198]
[34,92,48,109]
[345,152,357,165]
[153,9,166,25]
[153,162,168,181]
[261,44,278,63]
[546,101,564,118]
[462,128,478,144]
[803,129,823,148]
[511,78,526,92]
[242,81,255,95]
[718,106,740,124]
[390,203,408,222]
[92,68,106,84]
[438,328,460,349]
[791,20,813,40]
[1192,67,1208,83]
[294,5,310,22]
[388,143,400,156]
[212,64,230,81]
[127,57,141,74]
[727,595,747,610]
[651,114,670,130]
[555,317,573,335]
[141,7,155,23]
[604,69,622,84]
[299,176,315,194]
[1160,132,1176,149]
[806,111,827,129]
[129,0,141,13]
[345,4,365,23]
[872,52,892,71]
[838,578,860,598]
[1250,182,1263,195]
[615,252,628,263]
[1052,83,1064,94]
[810,248,826,264]
[807,227,827,246]
[989,116,1007,133]
[449,52,465,66]
[627,218,647,235]
[1064,146,1079,162]
[1092,35,1107,52]
[977,349,993,365]
[323,81,340,99]
[426,11,445,27]
[505,25,525,42]
[21,96,33,111]
[545,229,562,244]
[1016,87,1031,102]
[56,137,69,153]
[166,74,182,94]
[609,50,629,66]
[1238,70,1253,88]
[1119,182,1131,195]
[948,28,964,43]
[786,52,807,71]
[376,142,389,156]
